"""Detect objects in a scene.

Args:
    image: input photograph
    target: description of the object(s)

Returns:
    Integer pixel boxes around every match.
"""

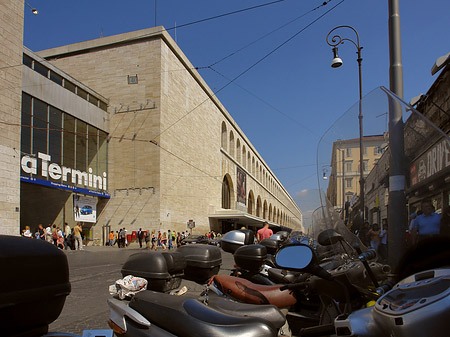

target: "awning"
[208,211,281,228]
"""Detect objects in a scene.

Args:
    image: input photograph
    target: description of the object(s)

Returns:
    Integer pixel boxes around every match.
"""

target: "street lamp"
[326,25,365,221]
[25,1,38,15]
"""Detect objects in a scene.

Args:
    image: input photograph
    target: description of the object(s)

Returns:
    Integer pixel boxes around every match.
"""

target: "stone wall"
[0,0,24,235]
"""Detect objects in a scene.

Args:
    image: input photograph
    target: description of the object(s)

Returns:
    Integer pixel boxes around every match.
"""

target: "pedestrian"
[378,221,388,263]
[45,225,52,243]
[56,227,65,249]
[123,227,128,247]
[411,199,441,243]
[52,224,58,246]
[161,232,167,250]
[23,225,32,238]
[109,231,114,247]
[38,224,45,240]
[64,222,71,249]
[144,230,151,249]
[358,222,370,247]
[151,230,157,250]
[257,222,273,242]
[368,223,381,252]
[138,228,144,248]
[114,231,119,246]
[157,231,161,247]
[118,228,125,248]
[167,230,173,250]
[73,222,83,250]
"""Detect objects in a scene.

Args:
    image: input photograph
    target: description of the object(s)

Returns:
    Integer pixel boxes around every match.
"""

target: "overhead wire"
[149,0,346,142]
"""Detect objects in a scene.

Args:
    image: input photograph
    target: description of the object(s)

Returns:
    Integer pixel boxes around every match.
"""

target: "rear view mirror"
[275,244,314,271]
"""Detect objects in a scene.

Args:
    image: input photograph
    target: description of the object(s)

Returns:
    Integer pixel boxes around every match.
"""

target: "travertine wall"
[39,27,302,236]
[0,0,24,235]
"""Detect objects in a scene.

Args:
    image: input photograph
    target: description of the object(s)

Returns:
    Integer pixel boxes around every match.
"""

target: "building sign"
[187,220,195,229]
[74,195,97,223]
[237,167,246,205]
[410,138,450,187]
[21,152,107,191]
[20,175,110,198]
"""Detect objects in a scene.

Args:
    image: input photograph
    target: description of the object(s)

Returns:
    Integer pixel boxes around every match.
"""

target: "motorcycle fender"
[108,298,151,331]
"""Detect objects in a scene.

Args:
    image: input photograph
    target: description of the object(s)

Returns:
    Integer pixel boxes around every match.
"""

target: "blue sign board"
[20,175,111,198]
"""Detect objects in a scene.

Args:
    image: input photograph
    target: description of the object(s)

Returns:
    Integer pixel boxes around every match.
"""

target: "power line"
[209,0,334,67]
[149,0,345,142]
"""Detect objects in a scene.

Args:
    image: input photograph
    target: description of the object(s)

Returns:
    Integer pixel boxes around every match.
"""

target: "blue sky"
[23,0,450,227]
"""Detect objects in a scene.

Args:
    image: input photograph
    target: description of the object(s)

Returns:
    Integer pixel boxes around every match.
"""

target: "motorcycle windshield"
[313,86,449,259]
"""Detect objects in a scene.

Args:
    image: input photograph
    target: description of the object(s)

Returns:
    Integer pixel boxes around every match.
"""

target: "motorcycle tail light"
[108,319,126,334]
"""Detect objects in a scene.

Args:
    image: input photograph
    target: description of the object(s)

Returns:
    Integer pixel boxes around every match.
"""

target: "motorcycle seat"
[130,290,278,337]
[211,274,297,308]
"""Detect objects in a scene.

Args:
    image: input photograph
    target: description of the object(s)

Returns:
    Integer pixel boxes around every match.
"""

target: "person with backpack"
[138,228,144,248]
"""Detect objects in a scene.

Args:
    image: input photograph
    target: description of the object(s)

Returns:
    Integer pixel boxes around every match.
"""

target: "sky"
[23,0,450,227]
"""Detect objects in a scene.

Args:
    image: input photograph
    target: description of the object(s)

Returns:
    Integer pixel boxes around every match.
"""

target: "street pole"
[388,0,407,271]
[342,149,345,217]
[327,25,365,222]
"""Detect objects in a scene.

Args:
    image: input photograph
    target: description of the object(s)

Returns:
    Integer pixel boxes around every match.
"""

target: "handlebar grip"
[300,323,335,337]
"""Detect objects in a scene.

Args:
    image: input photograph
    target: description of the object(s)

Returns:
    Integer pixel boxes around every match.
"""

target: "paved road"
[49,244,234,335]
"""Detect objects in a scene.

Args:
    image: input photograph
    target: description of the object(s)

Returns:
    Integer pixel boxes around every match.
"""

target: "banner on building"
[237,167,246,205]
[74,195,97,223]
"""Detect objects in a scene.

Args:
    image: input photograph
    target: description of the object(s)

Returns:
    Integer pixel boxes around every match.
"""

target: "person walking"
[167,230,173,250]
[73,222,83,250]
[161,232,167,250]
[138,228,144,248]
[368,223,381,252]
[144,230,151,249]
[151,230,157,250]
[64,222,71,249]
[109,231,114,247]
[257,222,273,242]
[411,199,441,243]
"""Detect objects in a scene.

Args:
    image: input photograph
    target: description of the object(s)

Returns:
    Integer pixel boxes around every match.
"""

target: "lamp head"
[331,47,343,68]
[32,8,38,15]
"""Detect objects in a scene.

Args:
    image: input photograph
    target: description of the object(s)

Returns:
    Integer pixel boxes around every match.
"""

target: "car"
[80,205,93,215]
[181,235,221,246]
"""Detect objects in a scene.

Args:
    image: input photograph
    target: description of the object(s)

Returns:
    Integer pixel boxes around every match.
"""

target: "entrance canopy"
[209,211,282,229]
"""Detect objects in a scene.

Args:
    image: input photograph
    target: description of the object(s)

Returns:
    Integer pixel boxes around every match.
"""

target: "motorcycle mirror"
[275,244,314,271]
[317,229,344,246]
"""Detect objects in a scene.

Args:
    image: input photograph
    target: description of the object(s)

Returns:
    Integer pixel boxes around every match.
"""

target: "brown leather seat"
[211,275,297,308]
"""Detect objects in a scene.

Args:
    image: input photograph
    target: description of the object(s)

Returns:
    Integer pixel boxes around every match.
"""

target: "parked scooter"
[274,237,450,337]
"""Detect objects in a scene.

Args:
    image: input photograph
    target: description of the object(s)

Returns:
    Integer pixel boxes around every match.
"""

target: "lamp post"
[25,1,38,15]
[326,25,365,222]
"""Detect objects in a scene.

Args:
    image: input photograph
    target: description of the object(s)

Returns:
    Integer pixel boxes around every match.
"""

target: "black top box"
[0,235,71,337]
[234,244,267,272]
[221,229,255,254]
[177,244,222,282]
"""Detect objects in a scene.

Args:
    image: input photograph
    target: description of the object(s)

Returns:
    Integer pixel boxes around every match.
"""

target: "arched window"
[269,204,272,221]
[242,146,246,168]
[222,174,234,209]
[256,196,262,217]
[229,131,235,157]
[236,139,241,163]
[247,190,254,215]
[247,152,251,171]
[263,200,268,219]
[221,122,227,151]
[252,157,255,175]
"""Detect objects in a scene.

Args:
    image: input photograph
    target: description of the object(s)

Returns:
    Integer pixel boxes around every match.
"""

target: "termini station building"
[1,2,302,241]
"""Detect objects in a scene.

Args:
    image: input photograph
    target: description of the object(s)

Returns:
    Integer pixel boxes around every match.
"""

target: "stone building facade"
[37,27,302,238]
[0,0,24,235]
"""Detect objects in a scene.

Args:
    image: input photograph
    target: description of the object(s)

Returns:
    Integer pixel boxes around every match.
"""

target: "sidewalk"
[64,241,179,253]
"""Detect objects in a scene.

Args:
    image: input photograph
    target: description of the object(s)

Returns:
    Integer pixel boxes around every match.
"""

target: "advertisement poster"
[74,195,97,223]
[237,167,246,205]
